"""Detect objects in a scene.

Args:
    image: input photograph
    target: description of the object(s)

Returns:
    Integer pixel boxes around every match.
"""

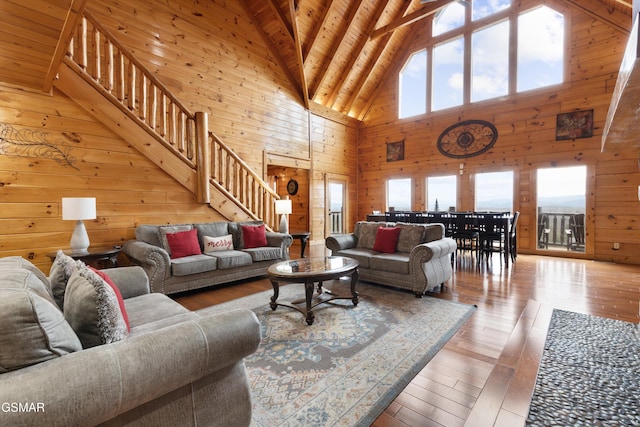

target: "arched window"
[399,1,565,118]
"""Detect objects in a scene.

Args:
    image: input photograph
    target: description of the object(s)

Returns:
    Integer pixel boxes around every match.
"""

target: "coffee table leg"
[350,268,359,306]
[305,281,315,325]
[269,278,280,310]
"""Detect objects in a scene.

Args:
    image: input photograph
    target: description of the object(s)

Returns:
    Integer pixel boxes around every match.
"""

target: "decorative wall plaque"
[437,119,498,159]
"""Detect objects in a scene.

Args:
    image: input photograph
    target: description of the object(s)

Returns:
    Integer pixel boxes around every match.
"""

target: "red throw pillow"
[373,226,401,254]
[242,224,268,249]
[166,228,202,259]
[89,267,130,332]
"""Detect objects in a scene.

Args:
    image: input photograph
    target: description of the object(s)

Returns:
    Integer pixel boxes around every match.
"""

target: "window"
[432,38,464,111]
[399,50,427,118]
[517,6,564,92]
[399,2,565,117]
[471,20,509,102]
[387,178,412,211]
[475,171,513,212]
[426,175,457,211]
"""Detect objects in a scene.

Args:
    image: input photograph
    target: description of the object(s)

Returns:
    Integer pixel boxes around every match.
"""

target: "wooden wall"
[0,0,359,272]
[359,1,640,264]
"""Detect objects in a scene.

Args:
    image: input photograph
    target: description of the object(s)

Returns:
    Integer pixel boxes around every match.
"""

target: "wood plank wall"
[358,2,640,265]
[0,0,358,272]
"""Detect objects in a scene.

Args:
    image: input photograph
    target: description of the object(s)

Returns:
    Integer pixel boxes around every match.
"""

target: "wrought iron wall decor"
[437,119,498,159]
[0,123,78,170]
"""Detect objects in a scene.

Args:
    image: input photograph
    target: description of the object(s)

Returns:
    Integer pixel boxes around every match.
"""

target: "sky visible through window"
[475,170,514,212]
[427,175,457,211]
[387,178,412,211]
[399,2,564,118]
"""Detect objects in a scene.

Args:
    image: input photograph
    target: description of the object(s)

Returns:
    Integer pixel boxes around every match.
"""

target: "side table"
[289,231,311,258]
[47,246,121,269]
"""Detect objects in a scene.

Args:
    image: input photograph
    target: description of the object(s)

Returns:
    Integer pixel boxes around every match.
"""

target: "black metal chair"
[478,212,510,266]
[538,213,550,249]
[450,212,480,260]
[508,211,520,262]
[566,213,585,251]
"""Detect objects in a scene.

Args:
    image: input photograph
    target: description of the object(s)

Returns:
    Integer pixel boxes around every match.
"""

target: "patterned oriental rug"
[201,280,476,427]
[526,310,640,426]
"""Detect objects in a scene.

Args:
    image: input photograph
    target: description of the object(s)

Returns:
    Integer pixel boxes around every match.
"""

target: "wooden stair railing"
[209,131,280,229]
[63,10,281,230]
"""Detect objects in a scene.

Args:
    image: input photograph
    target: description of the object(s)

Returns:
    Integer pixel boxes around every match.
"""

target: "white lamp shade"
[275,199,292,215]
[62,198,96,220]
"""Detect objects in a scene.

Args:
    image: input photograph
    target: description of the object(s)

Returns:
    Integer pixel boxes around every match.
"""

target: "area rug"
[526,309,640,426]
[202,280,476,426]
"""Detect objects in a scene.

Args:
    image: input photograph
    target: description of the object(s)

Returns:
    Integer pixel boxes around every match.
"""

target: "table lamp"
[62,197,96,254]
[275,199,292,234]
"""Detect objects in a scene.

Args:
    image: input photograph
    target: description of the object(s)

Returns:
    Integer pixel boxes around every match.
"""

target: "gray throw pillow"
[0,269,82,373]
[64,265,129,349]
[356,222,380,249]
[48,250,81,311]
[396,223,425,253]
[0,256,50,290]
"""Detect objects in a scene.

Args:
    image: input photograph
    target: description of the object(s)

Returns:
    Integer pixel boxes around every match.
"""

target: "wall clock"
[437,119,498,159]
[287,179,299,196]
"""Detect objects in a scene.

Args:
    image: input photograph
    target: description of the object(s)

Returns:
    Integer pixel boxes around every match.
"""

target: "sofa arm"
[410,238,457,264]
[122,240,171,294]
[325,234,357,252]
[104,266,150,299]
[266,231,293,260]
[0,309,261,427]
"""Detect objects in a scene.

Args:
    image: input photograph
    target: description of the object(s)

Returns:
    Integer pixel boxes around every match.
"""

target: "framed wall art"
[556,109,593,140]
[386,140,404,162]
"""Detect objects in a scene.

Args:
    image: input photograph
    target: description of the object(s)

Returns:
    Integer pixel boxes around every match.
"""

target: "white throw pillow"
[203,234,234,253]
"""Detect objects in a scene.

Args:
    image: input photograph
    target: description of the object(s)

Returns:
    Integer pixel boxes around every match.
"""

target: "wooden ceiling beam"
[308,0,365,101]
[558,0,631,34]
[370,0,452,40]
[238,0,304,104]
[302,0,335,62]
[288,0,309,108]
[342,2,411,120]
[267,0,293,38]
[326,0,391,109]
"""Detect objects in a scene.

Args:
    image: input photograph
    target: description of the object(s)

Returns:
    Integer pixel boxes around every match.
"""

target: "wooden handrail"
[210,131,281,230]
[66,10,197,168]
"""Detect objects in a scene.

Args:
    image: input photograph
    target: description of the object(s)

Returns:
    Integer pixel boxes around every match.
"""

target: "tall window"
[517,6,564,92]
[399,1,564,117]
[387,178,412,211]
[399,50,427,118]
[475,171,514,212]
[426,175,457,211]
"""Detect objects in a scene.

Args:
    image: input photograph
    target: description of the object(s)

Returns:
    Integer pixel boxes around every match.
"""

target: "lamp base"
[69,220,90,254]
[279,215,289,234]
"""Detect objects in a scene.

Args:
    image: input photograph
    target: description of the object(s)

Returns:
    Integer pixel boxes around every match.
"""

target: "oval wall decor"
[437,119,498,159]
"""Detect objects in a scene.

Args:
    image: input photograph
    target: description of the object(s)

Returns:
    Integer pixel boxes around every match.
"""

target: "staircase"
[54,10,280,230]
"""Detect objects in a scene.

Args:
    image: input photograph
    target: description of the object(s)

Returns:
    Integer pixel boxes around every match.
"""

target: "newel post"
[195,111,211,203]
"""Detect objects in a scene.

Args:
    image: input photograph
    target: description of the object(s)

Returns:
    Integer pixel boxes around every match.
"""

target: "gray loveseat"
[0,256,261,427]
[123,221,292,295]
[326,221,456,296]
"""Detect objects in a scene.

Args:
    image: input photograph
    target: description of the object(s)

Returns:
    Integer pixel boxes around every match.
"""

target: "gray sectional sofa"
[123,221,292,295]
[0,255,261,427]
[326,221,456,296]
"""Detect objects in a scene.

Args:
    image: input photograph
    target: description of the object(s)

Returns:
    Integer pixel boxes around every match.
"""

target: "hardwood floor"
[173,245,640,427]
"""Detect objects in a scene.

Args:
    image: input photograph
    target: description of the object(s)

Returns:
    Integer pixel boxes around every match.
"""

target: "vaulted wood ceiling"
[0,0,633,119]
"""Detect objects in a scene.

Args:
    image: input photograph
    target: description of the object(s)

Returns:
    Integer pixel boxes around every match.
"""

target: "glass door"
[327,179,346,235]
[536,166,586,252]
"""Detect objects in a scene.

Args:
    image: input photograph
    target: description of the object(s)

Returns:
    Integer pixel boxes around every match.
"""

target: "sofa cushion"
[135,224,163,247]
[241,224,268,248]
[171,254,218,276]
[0,269,82,373]
[396,223,425,253]
[373,226,401,254]
[208,250,253,270]
[332,248,374,269]
[229,221,263,249]
[124,293,193,329]
[166,228,202,259]
[194,222,229,241]
[356,222,380,249]
[0,256,50,290]
[370,253,410,275]
[48,250,81,310]
[159,224,194,256]
[243,247,282,262]
[64,265,129,348]
[203,234,234,253]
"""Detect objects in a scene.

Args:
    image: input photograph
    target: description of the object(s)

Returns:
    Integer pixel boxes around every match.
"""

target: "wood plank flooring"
[173,246,640,427]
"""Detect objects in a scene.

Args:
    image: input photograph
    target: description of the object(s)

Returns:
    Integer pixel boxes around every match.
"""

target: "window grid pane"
[475,171,513,212]
[387,178,412,211]
[427,175,457,211]
[471,20,509,102]
[432,37,464,111]
[399,50,427,118]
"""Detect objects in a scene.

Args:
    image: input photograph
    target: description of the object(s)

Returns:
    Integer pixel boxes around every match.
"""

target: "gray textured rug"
[526,309,640,426]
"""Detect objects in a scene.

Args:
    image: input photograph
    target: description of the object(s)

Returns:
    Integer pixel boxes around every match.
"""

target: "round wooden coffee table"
[267,256,359,325]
